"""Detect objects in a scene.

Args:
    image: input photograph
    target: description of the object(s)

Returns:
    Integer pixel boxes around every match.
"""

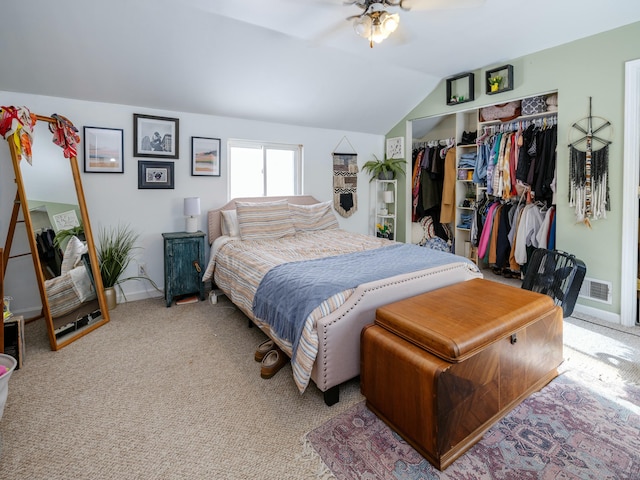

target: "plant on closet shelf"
[361,154,406,182]
[488,75,503,92]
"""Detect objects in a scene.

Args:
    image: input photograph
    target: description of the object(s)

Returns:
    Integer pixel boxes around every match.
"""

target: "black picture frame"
[83,126,124,173]
[138,160,175,189]
[486,64,514,95]
[133,114,179,159]
[446,73,474,106]
[191,136,221,176]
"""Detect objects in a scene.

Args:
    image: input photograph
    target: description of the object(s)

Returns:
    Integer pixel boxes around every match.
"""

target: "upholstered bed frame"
[207,195,482,405]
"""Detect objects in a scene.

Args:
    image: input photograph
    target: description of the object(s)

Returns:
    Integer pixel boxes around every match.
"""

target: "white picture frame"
[386,136,404,159]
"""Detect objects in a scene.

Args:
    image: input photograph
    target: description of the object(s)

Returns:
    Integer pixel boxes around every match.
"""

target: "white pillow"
[236,199,296,241]
[289,201,339,232]
[60,236,87,275]
[220,210,240,237]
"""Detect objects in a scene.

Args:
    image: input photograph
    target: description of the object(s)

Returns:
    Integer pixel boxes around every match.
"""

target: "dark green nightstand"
[162,231,206,307]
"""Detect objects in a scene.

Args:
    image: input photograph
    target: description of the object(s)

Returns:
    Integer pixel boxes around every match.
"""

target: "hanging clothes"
[440,146,456,223]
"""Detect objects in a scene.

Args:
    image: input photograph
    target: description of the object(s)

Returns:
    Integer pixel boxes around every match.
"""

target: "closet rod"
[481,114,557,135]
[412,138,454,148]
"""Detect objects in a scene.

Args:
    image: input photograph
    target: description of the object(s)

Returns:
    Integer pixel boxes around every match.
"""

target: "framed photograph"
[133,114,179,159]
[138,161,175,189]
[191,136,221,176]
[83,126,124,173]
[386,137,404,159]
[52,210,80,230]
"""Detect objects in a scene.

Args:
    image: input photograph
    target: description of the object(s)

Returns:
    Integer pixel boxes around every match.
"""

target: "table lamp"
[184,197,201,233]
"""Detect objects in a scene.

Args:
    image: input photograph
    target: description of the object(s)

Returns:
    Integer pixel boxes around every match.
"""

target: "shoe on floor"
[260,348,289,379]
[254,339,275,362]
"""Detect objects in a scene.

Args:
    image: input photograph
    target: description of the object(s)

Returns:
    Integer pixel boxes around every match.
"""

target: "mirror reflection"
[18,120,107,346]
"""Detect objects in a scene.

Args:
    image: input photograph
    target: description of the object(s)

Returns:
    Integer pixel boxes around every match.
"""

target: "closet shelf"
[479,109,556,127]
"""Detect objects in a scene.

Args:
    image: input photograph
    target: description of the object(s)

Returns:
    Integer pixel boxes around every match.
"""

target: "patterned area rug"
[306,373,640,479]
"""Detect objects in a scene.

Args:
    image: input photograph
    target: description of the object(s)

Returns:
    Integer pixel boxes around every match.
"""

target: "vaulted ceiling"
[2,0,640,135]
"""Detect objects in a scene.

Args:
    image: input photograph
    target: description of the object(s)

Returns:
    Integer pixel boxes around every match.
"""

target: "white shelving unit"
[454,110,480,262]
[375,179,397,240]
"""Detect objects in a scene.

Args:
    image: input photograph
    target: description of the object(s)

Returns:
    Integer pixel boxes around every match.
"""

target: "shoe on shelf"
[254,339,275,362]
[260,348,289,379]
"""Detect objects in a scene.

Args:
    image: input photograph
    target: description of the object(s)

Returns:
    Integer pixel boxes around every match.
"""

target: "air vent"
[578,277,612,304]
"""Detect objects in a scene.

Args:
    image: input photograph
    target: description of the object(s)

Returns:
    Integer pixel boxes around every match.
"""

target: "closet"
[410,93,558,277]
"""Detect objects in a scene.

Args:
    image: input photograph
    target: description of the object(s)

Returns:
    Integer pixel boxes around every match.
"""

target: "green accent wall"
[387,21,640,316]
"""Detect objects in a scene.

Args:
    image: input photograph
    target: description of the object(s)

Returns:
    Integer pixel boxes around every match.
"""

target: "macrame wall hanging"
[332,137,359,218]
[568,97,612,228]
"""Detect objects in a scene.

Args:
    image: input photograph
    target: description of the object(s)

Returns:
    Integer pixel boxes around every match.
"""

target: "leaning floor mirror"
[1,109,109,350]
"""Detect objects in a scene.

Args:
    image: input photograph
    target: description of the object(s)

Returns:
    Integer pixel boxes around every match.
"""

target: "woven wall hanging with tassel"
[332,137,359,218]
[568,97,612,228]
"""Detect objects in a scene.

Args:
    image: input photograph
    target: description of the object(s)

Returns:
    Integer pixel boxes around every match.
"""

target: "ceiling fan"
[345,1,407,47]
[341,0,484,47]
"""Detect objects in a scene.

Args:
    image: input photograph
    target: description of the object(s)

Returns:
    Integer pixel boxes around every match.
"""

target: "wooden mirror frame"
[3,113,109,350]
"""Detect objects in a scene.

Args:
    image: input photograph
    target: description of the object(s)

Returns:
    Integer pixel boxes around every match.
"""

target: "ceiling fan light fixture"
[353,15,372,38]
[351,6,400,47]
[381,12,399,34]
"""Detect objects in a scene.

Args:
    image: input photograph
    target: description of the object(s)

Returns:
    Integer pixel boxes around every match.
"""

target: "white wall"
[0,92,383,315]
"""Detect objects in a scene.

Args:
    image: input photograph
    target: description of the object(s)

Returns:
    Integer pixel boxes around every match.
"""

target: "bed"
[204,196,482,405]
[44,236,96,318]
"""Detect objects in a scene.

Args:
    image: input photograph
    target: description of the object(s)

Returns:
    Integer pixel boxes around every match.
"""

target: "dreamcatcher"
[568,97,612,228]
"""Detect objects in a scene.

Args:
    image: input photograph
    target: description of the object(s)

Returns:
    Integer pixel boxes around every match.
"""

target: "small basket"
[0,353,18,421]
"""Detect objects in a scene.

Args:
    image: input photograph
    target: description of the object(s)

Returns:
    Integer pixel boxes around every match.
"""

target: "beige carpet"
[1,289,639,479]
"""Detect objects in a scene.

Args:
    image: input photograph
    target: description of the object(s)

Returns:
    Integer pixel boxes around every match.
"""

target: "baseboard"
[118,288,164,303]
[573,304,621,325]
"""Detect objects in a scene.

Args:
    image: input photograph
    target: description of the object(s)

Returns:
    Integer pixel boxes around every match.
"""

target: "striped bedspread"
[210,230,475,393]
[210,230,392,392]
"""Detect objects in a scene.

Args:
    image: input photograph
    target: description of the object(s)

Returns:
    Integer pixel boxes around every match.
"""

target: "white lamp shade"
[353,15,372,37]
[381,13,399,34]
[383,190,395,203]
[184,197,201,217]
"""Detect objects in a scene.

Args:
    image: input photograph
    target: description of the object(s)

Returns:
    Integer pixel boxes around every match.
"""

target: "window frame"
[227,139,303,199]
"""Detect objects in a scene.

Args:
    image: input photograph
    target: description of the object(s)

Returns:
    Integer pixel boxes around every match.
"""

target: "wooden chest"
[360,278,563,471]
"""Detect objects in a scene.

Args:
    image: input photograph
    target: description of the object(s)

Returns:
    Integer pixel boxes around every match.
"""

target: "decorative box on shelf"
[446,73,475,106]
[485,64,514,95]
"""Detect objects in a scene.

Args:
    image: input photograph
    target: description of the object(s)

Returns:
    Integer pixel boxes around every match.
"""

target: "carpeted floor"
[0,289,639,479]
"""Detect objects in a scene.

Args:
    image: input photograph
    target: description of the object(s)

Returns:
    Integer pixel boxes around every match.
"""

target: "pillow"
[289,201,339,232]
[235,199,296,241]
[60,236,87,275]
[220,209,240,237]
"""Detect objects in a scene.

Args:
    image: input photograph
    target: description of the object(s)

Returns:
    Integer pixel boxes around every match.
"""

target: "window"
[228,140,302,198]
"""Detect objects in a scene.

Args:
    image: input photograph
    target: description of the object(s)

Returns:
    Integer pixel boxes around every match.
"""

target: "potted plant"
[53,223,85,249]
[361,154,406,182]
[376,222,393,240]
[97,224,158,309]
[488,75,503,92]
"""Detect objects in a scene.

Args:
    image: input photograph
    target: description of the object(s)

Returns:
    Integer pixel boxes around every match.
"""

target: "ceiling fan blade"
[401,0,486,11]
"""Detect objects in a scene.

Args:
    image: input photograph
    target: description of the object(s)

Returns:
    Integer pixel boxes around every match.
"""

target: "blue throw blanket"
[252,243,474,357]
